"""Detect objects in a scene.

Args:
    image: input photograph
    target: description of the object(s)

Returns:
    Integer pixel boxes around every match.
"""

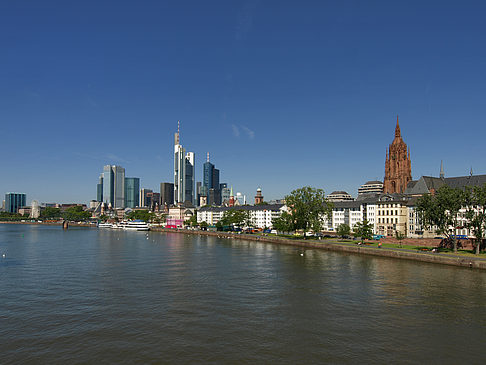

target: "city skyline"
[1,1,486,204]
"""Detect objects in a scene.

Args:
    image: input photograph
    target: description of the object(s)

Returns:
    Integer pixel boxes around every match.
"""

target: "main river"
[1,224,485,364]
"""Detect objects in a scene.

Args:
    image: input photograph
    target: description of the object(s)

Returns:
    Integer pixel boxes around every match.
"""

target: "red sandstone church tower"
[383,116,412,194]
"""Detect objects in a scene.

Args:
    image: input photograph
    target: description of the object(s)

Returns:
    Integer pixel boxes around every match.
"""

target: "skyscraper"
[102,165,125,208]
[5,193,26,213]
[140,188,153,208]
[384,116,412,194]
[124,177,140,208]
[96,174,103,202]
[203,153,221,205]
[174,121,195,205]
[160,182,174,207]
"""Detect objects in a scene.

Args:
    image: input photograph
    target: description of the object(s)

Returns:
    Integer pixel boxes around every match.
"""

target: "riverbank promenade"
[152,227,486,270]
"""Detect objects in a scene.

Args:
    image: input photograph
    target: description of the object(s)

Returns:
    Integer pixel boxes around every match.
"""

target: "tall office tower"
[5,192,26,213]
[174,121,195,205]
[124,177,140,208]
[221,186,230,204]
[96,174,104,202]
[102,165,125,208]
[160,183,174,207]
[195,182,202,206]
[151,192,160,211]
[203,153,221,205]
[140,188,153,208]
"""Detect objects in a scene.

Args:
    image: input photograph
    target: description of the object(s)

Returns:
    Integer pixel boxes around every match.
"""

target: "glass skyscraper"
[5,192,26,213]
[124,177,140,209]
[96,174,103,202]
[203,154,221,205]
[173,123,195,205]
[102,165,125,208]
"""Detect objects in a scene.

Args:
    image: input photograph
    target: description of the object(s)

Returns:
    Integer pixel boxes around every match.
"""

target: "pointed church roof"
[395,115,401,138]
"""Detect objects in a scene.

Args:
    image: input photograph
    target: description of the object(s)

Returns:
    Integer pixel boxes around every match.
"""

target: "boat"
[98,222,113,228]
[123,220,150,231]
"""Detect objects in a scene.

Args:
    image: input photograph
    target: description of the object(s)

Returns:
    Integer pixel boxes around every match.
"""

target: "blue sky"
[1,1,485,204]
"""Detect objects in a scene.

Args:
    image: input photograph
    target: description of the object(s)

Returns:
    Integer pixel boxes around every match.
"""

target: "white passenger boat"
[98,222,113,228]
[123,220,150,231]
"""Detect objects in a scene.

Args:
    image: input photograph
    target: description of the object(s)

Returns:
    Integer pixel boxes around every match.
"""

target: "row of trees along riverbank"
[416,184,486,255]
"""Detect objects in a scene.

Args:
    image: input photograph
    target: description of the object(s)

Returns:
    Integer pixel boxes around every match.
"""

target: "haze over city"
[1,1,485,203]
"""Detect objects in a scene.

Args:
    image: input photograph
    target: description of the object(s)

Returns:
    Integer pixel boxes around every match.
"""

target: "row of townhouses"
[197,204,287,229]
[195,174,486,239]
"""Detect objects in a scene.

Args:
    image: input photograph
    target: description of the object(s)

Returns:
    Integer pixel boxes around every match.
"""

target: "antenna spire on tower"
[174,120,180,145]
[207,152,210,162]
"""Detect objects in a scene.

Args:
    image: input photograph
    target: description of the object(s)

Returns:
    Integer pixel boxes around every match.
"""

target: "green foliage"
[199,221,208,228]
[186,214,198,227]
[41,207,61,219]
[416,185,463,252]
[126,210,153,222]
[336,223,351,238]
[62,206,91,221]
[272,211,295,233]
[284,186,333,239]
[353,220,373,243]
[220,209,247,227]
[0,212,24,221]
[463,185,486,254]
[395,230,405,248]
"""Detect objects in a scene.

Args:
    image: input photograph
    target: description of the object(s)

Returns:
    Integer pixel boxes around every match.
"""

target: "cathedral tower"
[383,116,412,194]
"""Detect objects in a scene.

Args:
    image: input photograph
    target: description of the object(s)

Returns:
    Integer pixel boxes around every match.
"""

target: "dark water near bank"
[1,224,485,364]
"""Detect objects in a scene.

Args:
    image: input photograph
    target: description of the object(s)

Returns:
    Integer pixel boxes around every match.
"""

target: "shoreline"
[152,227,486,270]
[0,221,95,227]
[2,221,485,269]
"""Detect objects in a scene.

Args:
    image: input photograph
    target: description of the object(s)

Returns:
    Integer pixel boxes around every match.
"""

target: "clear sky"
[1,1,485,204]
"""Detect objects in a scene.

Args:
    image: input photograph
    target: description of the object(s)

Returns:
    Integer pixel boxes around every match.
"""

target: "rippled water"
[1,224,486,364]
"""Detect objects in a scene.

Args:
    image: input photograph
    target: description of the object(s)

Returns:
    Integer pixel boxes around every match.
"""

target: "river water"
[1,224,485,364]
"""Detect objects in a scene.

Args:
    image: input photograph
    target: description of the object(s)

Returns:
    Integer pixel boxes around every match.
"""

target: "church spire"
[395,115,401,138]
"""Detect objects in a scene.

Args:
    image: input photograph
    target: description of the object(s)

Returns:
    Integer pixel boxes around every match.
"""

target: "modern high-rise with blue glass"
[124,177,140,208]
[5,193,26,213]
[203,153,221,205]
[101,165,125,208]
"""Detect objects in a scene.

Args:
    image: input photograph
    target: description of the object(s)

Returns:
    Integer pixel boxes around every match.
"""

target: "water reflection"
[1,225,486,364]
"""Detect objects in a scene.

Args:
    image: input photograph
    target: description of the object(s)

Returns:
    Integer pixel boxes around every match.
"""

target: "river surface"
[1,224,485,364]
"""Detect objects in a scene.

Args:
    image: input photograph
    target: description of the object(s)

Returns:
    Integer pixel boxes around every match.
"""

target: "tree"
[284,186,333,239]
[200,221,208,228]
[62,206,91,221]
[41,207,61,219]
[243,210,254,228]
[220,209,246,229]
[126,210,153,222]
[336,224,351,238]
[185,214,198,227]
[395,230,405,248]
[416,185,463,252]
[353,220,373,244]
[463,185,486,255]
[272,211,295,234]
